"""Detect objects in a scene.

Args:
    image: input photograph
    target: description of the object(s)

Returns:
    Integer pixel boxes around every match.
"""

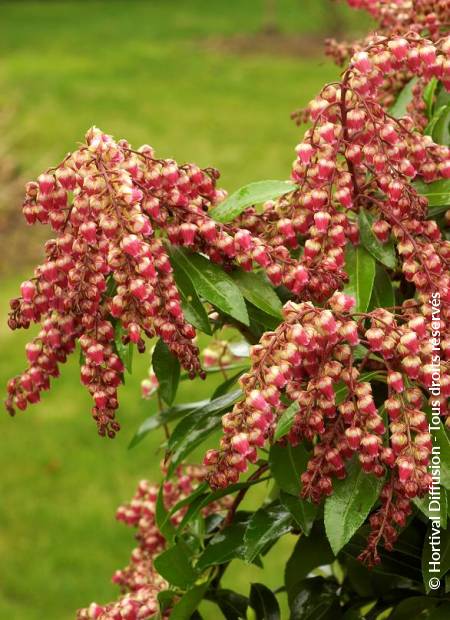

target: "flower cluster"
[324,2,450,128]
[205,293,449,563]
[259,35,450,304]
[5,126,317,434]
[77,465,230,619]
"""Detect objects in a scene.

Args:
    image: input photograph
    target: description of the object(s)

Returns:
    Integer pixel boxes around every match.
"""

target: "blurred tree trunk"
[262,0,279,34]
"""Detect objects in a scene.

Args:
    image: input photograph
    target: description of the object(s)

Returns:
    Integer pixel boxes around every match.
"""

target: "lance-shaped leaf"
[231,270,282,319]
[324,460,384,555]
[196,518,249,571]
[114,322,133,374]
[153,542,198,589]
[343,245,375,313]
[171,259,211,334]
[369,264,396,310]
[152,339,180,406]
[389,78,417,119]
[169,582,210,620]
[243,503,292,562]
[358,210,396,270]
[249,583,281,620]
[414,178,450,208]
[273,401,299,442]
[280,491,317,537]
[167,389,242,475]
[210,180,297,223]
[169,247,249,325]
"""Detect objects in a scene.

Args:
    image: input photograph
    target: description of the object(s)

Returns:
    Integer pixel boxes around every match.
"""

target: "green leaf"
[369,264,396,310]
[196,519,249,571]
[425,408,450,490]
[249,583,280,620]
[210,180,296,223]
[114,322,133,374]
[206,589,248,620]
[358,210,396,270]
[269,443,309,496]
[389,78,417,119]
[156,485,176,543]
[413,486,447,528]
[343,245,376,313]
[153,542,198,589]
[285,531,334,600]
[423,78,438,120]
[169,247,249,325]
[231,270,282,319]
[152,339,180,406]
[289,577,340,620]
[388,596,439,620]
[422,524,450,592]
[167,389,242,474]
[273,401,299,442]
[170,582,209,620]
[128,399,210,449]
[280,491,317,536]
[171,259,211,334]
[432,104,450,145]
[414,178,450,208]
[324,460,384,555]
[429,603,450,620]
[243,503,292,562]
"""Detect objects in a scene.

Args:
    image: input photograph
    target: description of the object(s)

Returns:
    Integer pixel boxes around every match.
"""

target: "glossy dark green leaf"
[428,602,450,620]
[170,582,209,620]
[153,542,198,589]
[171,259,211,334]
[128,399,210,449]
[196,519,249,570]
[167,389,242,474]
[324,460,384,554]
[155,484,176,543]
[269,443,309,496]
[175,475,271,531]
[210,180,296,223]
[231,270,282,319]
[243,503,292,562]
[289,577,340,620]
[343,244,375,312]
[414,178,450,208]
[423,78,438,120]
[249,583,281,620]
[206,589,248,620]
[413,486,447,528]
[285,532,334,600]
[388,596,439,620]
[422,524,450,592]
[369,264,396,310]
[389,78,417,119]
[358,210,396,270]
[273,401,299,442]
[425,407,450,490]
[169,247,249,325]
[280,491,317,536]
[152,339,180,406]
[114,322,133,374]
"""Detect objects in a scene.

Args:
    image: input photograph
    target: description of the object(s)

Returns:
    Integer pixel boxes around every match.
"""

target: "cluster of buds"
[206,295,384,493]
[270,35,450,304]
[78,465,231,619]
[205,294,449,562]
[324,2,449,126]
[5,126,322,434]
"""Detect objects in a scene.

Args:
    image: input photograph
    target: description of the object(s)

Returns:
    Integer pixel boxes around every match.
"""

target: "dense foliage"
[5,1,450,618]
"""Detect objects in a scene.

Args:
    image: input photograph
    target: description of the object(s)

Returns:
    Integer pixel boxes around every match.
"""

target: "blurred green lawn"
[0,1,369,618]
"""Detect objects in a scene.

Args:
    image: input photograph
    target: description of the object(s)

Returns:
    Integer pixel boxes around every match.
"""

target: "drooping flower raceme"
[77,464,231,620]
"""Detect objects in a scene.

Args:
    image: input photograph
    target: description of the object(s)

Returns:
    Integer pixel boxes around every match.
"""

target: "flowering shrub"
[5,1,450,618]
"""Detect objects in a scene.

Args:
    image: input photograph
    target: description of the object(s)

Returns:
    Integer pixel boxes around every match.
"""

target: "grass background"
[0,1,370,618]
